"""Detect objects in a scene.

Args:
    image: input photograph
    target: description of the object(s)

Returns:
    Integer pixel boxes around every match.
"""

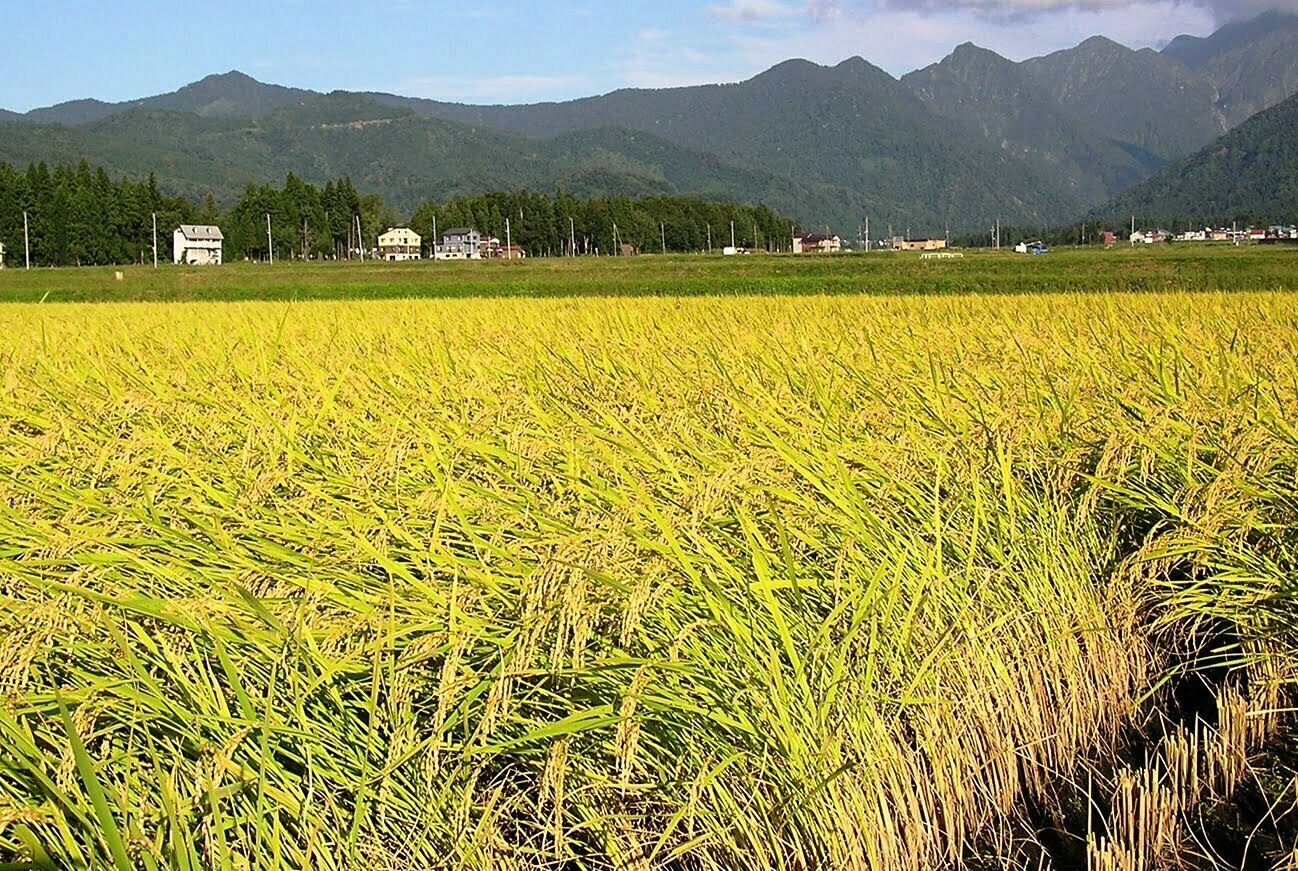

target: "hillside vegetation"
[1096,91,1298,225]
[4,12,1296,232]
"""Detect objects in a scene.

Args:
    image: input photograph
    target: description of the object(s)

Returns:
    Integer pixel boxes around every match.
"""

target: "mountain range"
[2,11,1297,233]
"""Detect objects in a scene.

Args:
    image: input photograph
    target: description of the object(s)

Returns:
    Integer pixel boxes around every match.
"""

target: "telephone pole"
[266,213,274,264]
[23,211,30,270]
[865,216,870,252]
[152,212,158,268]
[506,217,512,259]
[569,216,576,257]
[661,222,666,255]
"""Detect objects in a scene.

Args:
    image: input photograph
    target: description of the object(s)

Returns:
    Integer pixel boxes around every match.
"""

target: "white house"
[173,225,224,265]
[378,227,422,261]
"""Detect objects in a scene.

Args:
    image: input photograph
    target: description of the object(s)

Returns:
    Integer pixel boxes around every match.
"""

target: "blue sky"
[0,0,1281,112]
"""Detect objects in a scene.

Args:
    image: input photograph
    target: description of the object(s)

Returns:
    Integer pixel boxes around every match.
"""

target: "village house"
[435,228,481,260]
[173,225,224,265]
[891,237,947,252]
[1132,229,1171,244]
[377,227,422,261]
[792,233,842,254]
[474,235,529,259]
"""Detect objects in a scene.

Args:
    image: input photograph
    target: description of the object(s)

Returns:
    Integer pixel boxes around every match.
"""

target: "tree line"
[0,161,196,267]
[1,160,797,267]
[410,192,794,256]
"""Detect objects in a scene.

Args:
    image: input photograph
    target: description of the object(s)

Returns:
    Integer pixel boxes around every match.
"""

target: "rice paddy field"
[2,249,1297,869]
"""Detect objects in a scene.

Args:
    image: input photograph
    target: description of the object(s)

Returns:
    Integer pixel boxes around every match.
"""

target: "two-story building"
[435,228,481,260]
[793,233,842,254]
[378,227,422,261]
[173,225,224,265]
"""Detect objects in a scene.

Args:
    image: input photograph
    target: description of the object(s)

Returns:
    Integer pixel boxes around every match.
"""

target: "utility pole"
[707,224,712,254]
[730,221,735,250]
[356,215,365,260]
[23,211,30,270]
[569,216,576,257]
[506,217,512,259]
[266,213,274,264]
[661,222,666,255]
[152,212,158,268]
[1131,215,1136,247]
[865,216,870,252]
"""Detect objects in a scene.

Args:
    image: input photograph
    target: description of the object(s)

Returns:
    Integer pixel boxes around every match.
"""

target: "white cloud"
[847,0,1297,23]
[708,0,840,22]
[383,74,593,104]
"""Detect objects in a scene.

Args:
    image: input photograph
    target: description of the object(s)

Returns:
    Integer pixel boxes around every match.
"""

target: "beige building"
[793,233,842,254]
[173,225,224,265]
[378,227,422,261]
[891,237,948,252]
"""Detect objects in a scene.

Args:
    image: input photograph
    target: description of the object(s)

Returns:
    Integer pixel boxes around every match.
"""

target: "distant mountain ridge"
[17,72,313,126]
[2,12,1296,231]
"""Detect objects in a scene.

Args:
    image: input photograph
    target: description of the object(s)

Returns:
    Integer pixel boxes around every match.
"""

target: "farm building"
[436,228,481,260]
[378,227,422,261]
[173,225,224,265]
[793,233,841,254]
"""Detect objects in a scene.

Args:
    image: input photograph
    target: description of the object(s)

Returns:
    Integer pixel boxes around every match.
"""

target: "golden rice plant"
[0,289,1295,869]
